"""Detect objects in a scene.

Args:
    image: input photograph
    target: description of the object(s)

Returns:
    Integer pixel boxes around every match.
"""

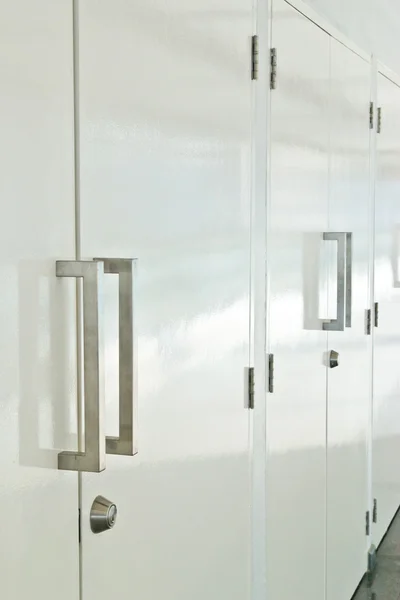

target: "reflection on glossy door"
[267,2,329,598]
[0,1,79,599]
[373,72,400,546]
[76,1,252,599]
[326,37,371,600]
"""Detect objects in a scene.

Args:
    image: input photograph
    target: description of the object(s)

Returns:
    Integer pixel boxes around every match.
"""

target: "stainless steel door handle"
[95,258,137,457]
[56,260,106,473]
[322,232,352,331]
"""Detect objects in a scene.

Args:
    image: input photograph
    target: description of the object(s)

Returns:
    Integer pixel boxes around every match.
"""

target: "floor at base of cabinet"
[353,507,400,600]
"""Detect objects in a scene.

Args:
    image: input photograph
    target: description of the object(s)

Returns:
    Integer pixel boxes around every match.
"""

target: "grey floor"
[353,508,400,600]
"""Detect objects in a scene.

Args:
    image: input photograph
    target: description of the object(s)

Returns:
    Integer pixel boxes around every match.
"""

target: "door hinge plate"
[366,308,372,335]
[377,107,382,133]
[366,510,370,535]
[245,367,255,409]
[369,102,374,129]
[373,498,377,523]
[367,544,377,586]
[374,302,379,327]
[268,354,274,393]
[78,508,81,544]
[270,48,277,89]
[251,35,259,81]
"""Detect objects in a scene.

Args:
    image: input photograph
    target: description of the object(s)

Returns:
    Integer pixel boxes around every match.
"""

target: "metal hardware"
[56,260,105,473]
[245,367,255,409]
[329,350,339,369]
[374,302,379,328]
[270,48,277,89]
[322,232,353,331]
[251,35,259,81]
[345,233,352,327]
[377,107,382,133]
[366,510,370,536]
[369,102,374,129]
[373,498,377,523]
[94,258,137,456]
[366,308,372,335]
[392,225,400,287]
[90,495,117,534]
[268,354,274,393]
[367,544,377,586]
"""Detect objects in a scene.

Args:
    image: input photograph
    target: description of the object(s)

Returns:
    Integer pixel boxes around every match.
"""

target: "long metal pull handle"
[322,232,352,332]
[56,260,106,473]
[95,258,137,457]
[391,225,400,287]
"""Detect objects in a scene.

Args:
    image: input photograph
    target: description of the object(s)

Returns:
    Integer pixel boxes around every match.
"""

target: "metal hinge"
[373,498,377,523]
[78,508,81,544]
[366,308,372,335]
[369,102,374,129]
[270,48,277,89]
[377,107,382,133]
[374,302,379,327]
[268,354,274,393]
[245,367,255,409]
[366,510,370,535]
[251,35,259,81]
[367,544,377,586]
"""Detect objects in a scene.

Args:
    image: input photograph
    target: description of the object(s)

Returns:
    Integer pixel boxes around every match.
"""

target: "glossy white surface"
[268,3,372,599]
[268,2,329,598]
[372,72,400,546]
[306,0,400,76]
[326,39,371,600]
[77,1,252,599]
[0,1,79,598]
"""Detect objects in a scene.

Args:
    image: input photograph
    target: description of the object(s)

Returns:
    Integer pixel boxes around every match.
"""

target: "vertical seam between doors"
[72,1,83,599]
[324,33,332,600]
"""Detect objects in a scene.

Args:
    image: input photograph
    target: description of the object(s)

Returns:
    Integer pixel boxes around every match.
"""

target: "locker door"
[267,2,329,599]
[372,73,400,546]
[76,1,252,599]
[0,2,79,599]
[326,38,371,600]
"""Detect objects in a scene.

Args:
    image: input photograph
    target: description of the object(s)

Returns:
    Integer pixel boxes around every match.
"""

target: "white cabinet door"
[77,1,252,599]
[267,2,329,599]
[326,38,371,600]
[372,72,400,546]
[0,2,79,599]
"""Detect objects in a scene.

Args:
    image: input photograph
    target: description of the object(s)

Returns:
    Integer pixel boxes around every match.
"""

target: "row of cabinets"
[263,1,400,600]
[1,0,400,600]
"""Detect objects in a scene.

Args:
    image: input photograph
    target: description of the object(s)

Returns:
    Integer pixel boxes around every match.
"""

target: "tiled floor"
[353,508,400,600]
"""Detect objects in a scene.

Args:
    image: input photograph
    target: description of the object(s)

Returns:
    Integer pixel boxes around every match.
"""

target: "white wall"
[306,0,400,74]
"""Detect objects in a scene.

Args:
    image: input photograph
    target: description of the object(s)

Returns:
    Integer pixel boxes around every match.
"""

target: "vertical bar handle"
[95,258,137,457]
[56,260,106,473]
[322,232,352,332]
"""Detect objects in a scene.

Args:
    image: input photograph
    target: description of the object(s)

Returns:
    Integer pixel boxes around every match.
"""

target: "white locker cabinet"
[372,71,400,547]
[0,1,79,599]
[73,1,253,600]
[268,3,329,599]
[325,39,371,600]
[268,2,371,599]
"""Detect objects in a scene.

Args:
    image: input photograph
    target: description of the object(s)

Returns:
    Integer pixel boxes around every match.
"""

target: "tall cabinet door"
[326,39,371,600]
[372,72,400,546]
[0,2,79,599]
[267,2,329,599]
[77,2,252,600]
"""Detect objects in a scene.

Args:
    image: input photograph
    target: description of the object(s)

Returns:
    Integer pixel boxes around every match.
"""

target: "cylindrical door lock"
[329,350,340,369]
[90,495,117,534]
